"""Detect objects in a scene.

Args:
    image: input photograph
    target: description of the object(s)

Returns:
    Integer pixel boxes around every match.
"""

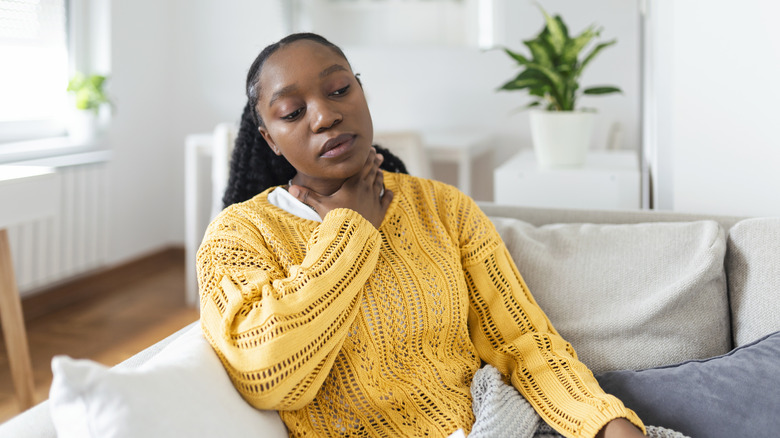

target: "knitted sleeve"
[197,207,382,411]
[452,193,646,438]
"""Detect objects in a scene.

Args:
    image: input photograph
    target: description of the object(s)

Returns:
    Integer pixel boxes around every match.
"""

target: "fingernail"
[288,186,300,197]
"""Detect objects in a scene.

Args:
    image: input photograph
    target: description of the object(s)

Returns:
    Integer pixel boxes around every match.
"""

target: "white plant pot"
[529,110,596,168]
[68,111,99,145]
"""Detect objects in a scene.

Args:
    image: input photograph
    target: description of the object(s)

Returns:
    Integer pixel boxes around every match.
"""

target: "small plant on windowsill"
[498,5,621,168]
[66,72,112,144]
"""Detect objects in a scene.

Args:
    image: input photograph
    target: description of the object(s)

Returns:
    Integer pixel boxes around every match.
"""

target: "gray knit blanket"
[465,365,688,438]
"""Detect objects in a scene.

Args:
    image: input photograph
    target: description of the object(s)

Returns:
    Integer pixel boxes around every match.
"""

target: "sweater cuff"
[578,400,646,438]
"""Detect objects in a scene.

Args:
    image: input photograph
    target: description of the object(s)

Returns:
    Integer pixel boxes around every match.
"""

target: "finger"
[357,147,378,179]
[380,189,394,208]
[374,170,385,194]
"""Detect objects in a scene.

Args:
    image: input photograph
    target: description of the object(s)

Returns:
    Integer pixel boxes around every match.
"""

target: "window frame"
[0,0,110,163]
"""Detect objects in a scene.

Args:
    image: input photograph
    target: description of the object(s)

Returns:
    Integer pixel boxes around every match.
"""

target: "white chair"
[373,131,432,179]
[210,123,238,220]
[184,123,238,306]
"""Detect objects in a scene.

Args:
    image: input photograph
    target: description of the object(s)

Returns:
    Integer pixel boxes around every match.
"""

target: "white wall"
[105,0,285,264]
[167,0,286,242]
[648,0,780,217]
[107,0,176,264]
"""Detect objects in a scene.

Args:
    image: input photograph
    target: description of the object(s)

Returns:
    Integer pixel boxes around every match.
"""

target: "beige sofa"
[1,204,778,438]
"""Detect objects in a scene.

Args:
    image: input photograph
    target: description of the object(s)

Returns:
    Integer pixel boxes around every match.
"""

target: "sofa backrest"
[478,203,745,230]
[480,203,780,364]
[726,217,780,347]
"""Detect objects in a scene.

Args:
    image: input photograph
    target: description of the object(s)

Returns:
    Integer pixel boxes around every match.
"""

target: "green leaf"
[524,38,555,69]
[88,75,107,89]
[67,73,85,92]
[561,25,597,66]
[499,77,544,91]
[515,68,548,81]
[528,84,550,97]
[503,47,531,66]
[554,15,569,40]
[524,64,562,90]
[583,86,622,95]
[535,3,566,55]
[577,39,617,78]
[67,71,112,113]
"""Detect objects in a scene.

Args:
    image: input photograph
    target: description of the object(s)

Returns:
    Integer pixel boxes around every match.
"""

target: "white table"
[494,149,640,210]
[423,131,495,197]
[0,165,59,409]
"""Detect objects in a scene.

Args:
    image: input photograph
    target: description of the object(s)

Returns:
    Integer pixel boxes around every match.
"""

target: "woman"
[198,33,646,438]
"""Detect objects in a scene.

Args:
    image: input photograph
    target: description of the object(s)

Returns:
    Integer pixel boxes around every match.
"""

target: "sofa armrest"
[0,322,199,438]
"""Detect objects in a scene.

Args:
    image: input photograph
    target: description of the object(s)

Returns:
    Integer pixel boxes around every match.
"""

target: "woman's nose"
[310,100,342,133]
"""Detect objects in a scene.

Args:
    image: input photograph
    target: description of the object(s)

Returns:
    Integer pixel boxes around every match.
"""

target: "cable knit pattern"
[197,172,643,438]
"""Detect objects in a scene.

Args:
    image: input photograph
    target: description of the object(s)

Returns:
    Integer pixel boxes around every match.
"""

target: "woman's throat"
[290,176,347,197]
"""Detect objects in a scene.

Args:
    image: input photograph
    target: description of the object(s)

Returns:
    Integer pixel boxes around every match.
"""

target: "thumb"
[288,184,320,212]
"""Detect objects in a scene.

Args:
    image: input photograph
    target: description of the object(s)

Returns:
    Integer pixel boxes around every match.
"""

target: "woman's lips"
[320,133,356,158]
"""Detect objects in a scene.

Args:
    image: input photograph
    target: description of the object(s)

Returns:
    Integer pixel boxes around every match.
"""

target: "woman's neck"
[289,174,345,196]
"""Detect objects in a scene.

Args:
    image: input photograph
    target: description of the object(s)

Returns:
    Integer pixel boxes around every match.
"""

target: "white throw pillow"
[49,324,288,438]
[490,217,730,373]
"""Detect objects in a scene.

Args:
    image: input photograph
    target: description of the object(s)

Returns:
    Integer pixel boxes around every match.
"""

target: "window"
[0,0,69,143]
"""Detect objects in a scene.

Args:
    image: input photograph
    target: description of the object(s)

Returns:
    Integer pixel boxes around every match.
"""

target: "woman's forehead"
[261,40,350,86]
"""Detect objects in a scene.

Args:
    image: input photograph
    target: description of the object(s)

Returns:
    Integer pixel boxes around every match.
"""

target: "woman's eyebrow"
[320,64,347,78]
[268,84,298,107]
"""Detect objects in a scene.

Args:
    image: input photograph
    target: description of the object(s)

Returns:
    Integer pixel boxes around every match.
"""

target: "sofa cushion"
[596,330,780,438]
[726,217,780,346]
[490,217,729,373]
[49,324,288,438]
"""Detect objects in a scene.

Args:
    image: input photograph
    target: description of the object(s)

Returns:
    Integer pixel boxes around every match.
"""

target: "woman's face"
[255,39,373,193]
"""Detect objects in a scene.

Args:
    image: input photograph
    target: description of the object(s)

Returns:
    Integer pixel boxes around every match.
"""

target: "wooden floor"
[0,247,199,424]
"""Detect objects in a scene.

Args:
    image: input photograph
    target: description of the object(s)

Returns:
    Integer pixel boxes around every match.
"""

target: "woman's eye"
[282,108,303,120]
[331,85,350,96]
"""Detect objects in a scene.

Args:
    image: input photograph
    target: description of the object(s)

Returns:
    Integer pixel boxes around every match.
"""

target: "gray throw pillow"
[596,330,780,438]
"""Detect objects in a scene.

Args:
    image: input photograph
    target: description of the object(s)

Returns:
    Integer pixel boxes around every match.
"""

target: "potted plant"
[499,5,621,168]
[66,72,112,143]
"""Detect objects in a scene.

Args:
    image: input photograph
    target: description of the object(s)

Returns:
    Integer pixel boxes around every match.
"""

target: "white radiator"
[6,153,110,296]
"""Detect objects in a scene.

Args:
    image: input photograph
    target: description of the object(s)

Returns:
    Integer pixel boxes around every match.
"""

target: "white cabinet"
[494,150,640,210]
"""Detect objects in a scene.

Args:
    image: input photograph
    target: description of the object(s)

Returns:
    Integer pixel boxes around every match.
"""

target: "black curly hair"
[222,33,408,208]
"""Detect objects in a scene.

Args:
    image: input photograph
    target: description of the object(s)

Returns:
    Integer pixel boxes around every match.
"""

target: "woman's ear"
[258,126,281,156]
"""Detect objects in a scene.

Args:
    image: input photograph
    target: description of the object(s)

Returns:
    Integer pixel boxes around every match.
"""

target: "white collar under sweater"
[267,187,323,222]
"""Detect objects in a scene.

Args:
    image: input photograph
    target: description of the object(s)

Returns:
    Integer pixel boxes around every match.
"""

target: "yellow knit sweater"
[197,172,644,438]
